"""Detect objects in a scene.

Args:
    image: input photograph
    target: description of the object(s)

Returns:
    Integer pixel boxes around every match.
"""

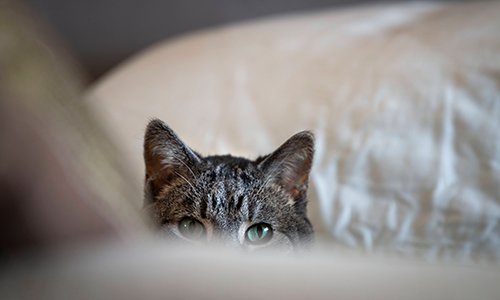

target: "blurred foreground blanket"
[87,1,500,263]
[0,0,146,253]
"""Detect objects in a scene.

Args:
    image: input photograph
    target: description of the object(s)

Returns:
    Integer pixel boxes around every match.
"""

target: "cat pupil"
[188,222,195,234]
[257,226,263,238]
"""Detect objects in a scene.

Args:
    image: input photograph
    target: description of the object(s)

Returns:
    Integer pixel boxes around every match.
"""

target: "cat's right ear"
[256,131,314,206]
[143,119,200,204]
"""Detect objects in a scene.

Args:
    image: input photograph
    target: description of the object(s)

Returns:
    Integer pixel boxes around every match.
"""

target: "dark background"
[24,0,432,81]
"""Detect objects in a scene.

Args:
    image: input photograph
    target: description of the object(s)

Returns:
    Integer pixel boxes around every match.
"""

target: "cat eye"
[246,223,273,245]
[178,218,206,240]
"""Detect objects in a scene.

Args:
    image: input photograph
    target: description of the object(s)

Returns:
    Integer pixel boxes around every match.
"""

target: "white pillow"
[87,1,500,263]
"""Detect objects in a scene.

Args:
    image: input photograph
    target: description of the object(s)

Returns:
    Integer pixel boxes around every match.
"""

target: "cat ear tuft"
[256,131,314,204]
[143,119,200,204]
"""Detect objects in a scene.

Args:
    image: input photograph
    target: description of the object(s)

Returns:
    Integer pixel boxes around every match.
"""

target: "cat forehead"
[188,157,266,198]
[204,155,254,169]
[201,156,258,177]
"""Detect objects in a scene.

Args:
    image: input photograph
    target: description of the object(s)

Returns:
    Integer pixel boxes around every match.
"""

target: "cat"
[143,119,314,253]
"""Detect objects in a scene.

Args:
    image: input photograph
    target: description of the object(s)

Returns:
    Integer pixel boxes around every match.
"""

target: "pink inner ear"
[144,137,173,188]
[145,150,180,188]
[144,140,164,179]
[283,162,311,201]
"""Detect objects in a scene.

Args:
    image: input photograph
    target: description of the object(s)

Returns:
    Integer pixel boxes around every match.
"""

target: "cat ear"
[143,119,201,204]
[256,131,314,204]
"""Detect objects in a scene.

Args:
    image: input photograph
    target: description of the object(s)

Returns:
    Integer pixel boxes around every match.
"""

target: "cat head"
[143,119,314,253]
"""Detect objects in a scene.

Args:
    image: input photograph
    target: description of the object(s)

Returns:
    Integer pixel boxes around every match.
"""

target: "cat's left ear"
[256,131,314,204]
[143,119,201,204]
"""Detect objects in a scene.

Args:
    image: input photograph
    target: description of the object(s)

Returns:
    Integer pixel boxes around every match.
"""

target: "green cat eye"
[178,218,206,240]
[246,223,273,245]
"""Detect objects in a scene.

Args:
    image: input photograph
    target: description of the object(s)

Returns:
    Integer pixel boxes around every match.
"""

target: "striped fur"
[143,119,314,253]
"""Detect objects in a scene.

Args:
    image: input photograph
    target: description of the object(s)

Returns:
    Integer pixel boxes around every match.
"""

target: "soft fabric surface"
[87,1,500,263]
[2,242,500,300]
[0,0,147,250]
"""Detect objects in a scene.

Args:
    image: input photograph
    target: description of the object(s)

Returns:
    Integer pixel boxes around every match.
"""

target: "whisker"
[179,190,191,199]
[171,154,198,181]
[175,171,200,196]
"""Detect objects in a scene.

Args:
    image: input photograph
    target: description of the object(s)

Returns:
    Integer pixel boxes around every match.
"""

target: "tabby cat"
[143,119,314,253]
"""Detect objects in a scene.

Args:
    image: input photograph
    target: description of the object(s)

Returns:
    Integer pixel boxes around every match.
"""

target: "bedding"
[0,0,147,249]
[0,0,500,299]
[2,242,500,300]
[1,1,500,299]
[87,0,500,263]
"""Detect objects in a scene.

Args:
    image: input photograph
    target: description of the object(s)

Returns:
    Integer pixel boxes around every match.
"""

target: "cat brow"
[175,171,200,196]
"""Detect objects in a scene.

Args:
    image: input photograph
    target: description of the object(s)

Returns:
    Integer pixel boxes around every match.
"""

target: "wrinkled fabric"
[87,1,500,263]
